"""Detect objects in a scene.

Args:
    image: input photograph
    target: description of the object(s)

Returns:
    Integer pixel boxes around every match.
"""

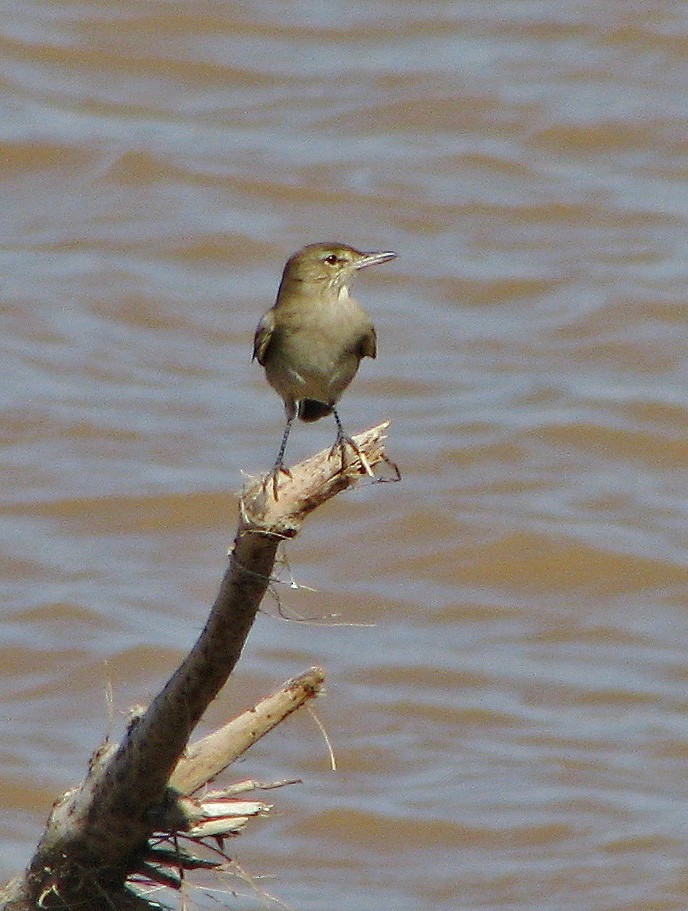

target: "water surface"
[2,3,688,909]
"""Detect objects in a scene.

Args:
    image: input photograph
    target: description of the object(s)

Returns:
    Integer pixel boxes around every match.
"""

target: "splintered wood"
[240,421,399,537]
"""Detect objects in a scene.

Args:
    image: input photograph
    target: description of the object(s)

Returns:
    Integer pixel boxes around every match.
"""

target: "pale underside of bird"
[253,242,397,497]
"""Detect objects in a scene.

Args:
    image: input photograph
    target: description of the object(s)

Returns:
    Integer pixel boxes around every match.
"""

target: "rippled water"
[2,2,688,909]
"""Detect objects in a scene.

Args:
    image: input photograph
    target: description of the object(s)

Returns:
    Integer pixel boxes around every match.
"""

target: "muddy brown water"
[2,3,688,909]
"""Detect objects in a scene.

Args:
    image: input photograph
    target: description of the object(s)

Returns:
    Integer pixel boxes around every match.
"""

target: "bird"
[253,242,397,498]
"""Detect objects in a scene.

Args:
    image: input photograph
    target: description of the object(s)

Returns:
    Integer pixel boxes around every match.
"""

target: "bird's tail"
[298,399,333,422]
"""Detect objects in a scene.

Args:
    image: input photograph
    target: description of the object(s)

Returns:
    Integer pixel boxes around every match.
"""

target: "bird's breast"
[264,294,372,403]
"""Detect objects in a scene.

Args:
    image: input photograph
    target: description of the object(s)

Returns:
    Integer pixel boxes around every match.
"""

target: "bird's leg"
[265,403,295,499]
[329,408,375,478]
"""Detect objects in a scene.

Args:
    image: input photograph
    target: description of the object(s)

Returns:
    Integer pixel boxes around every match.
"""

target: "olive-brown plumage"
[253,242,396,496]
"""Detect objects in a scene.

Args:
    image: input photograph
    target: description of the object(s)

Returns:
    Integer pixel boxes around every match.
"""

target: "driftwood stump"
[0,422,396,911]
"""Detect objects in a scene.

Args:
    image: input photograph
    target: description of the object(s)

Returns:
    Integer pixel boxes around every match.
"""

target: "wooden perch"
[0,422,396,911]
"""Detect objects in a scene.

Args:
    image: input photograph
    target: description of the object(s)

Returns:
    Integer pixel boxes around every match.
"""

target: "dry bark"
[0,423,394,911]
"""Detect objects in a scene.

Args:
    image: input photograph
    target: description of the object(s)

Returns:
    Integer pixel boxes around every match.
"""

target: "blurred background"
[2,2,688,909]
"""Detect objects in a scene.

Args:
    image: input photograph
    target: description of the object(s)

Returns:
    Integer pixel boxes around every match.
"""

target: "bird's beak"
[354,251,397,270]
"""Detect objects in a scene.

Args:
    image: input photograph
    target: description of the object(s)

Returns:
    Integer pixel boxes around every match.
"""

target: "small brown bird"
[253,242,397,497]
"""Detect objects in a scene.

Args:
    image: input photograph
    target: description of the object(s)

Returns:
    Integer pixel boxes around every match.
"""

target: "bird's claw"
[263,464,292,500]
[329,434,375,479]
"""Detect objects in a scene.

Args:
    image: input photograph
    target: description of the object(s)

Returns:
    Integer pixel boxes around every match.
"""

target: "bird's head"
[280,243,396,295]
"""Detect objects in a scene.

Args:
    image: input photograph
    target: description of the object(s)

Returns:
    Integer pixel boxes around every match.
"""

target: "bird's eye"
[324,254,338,265]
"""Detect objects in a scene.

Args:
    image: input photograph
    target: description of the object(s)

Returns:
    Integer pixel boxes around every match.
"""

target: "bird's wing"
[252,309,275,365]
[359,323,377,360]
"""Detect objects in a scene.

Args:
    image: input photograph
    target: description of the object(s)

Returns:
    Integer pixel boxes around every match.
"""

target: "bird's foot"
[329,433,375,479]
[263,463,292,500]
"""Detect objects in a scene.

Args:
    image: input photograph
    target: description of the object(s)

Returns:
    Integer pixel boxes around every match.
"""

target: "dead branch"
[0,422,394,911]
[169,666,324,796]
